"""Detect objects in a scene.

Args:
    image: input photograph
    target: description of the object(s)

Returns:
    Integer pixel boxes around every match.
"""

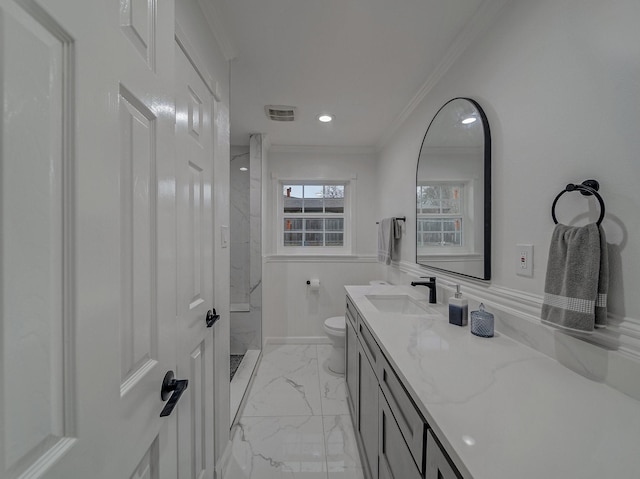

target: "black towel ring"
[551,179,605,226]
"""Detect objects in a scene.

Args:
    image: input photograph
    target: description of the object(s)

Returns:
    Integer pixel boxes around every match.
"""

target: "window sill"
[265,254,377,263]
[417,253,483,262]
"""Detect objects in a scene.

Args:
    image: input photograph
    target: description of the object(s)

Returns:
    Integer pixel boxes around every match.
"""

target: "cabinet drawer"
[346,296,357,329]
[345,317,358,421]
[359,347,379,479]
[426,430,462,479]
[379,391,421,479]
[358,318,379,367]
[378,354,426,474]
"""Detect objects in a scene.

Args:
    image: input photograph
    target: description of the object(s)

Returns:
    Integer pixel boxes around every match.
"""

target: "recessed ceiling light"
[318,114,333,123]
[462,117,477,124]
[239,167,248,171]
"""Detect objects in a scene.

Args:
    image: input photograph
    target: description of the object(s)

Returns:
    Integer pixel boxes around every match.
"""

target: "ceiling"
[204,0,488,147]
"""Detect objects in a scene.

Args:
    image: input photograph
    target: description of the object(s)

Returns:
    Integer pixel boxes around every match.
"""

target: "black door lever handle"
[206,309,220,328]
[160,370,188,417]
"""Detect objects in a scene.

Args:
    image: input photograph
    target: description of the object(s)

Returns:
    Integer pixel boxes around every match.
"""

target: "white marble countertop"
[345,284,640,479]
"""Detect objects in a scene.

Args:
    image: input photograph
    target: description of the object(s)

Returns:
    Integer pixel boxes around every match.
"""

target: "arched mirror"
[416,97,491,280]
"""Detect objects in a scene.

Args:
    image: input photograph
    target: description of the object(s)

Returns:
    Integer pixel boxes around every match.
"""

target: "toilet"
[323,316,346,374]
[323,280,389,375]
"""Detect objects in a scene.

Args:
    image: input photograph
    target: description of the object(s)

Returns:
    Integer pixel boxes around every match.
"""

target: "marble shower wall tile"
[242,344,322,417]
[248,134,263,351]
[230,146,250,305]
[230,313,259,355]
[230,139,261,353]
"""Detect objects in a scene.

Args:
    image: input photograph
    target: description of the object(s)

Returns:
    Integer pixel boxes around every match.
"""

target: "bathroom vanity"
[345,284,640,479]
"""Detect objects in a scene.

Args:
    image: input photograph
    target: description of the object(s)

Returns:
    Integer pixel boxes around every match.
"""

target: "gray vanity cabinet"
[379,392,421,479]
[426,430,461,479]
[358,341,379,479]
[345,294,461,479]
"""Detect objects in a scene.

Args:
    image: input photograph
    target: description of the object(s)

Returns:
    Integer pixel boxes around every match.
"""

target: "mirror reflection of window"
[417,183,464,247]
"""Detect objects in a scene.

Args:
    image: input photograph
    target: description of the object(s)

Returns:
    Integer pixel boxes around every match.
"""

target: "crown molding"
[268,144,377,156]
[376,0,510,151]
[197,0,237,61]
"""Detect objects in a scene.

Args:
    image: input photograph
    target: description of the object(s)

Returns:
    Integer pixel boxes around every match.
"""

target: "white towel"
[378,218,402,265]
[541,223,608,332]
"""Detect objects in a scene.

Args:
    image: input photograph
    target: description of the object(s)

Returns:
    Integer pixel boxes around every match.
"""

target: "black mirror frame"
[415,97,491,280]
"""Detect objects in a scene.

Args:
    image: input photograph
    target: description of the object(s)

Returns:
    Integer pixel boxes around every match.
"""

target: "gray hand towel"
[377,218,393,265]
[541,223,608,332]
[595,226,609,327]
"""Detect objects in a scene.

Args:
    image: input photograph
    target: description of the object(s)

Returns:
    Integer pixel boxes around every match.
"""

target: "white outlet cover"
[516,244,534,277]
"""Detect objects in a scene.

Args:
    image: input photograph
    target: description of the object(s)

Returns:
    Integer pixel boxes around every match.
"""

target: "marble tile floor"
[223,344,365,479]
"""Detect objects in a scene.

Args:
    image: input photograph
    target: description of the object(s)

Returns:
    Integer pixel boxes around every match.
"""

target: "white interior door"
[175,40,216,479]
[0,0,182,477]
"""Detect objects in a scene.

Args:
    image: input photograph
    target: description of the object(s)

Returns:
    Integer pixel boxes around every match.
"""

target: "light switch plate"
[516,244,534,277]
[221,225,229,248]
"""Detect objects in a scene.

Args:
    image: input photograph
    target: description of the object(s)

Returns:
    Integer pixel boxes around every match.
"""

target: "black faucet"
[410,277,437,303]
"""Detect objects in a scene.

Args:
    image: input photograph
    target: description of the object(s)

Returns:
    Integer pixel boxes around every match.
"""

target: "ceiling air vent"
[265,105,296,122]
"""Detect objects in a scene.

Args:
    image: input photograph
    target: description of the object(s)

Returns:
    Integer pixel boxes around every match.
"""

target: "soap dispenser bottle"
[449,285,468,326]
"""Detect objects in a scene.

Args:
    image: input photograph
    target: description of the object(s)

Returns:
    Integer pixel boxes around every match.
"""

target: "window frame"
[275,179,354,255]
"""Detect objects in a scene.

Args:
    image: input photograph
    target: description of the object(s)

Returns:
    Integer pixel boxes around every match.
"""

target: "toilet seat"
[324,316,345,334]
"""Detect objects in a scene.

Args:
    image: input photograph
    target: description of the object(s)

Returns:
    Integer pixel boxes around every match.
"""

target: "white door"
[1,1,182,478]
[175,40,216,479]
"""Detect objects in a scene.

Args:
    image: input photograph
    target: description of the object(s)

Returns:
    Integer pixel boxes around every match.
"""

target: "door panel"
[188,162,205,310]
[175,40,216,479]
[119,0,156,69]
[1,0,178,477]
[119,87,159,393]
[0,2,72,476]
[188,341,209,478]
[130,437,160,479]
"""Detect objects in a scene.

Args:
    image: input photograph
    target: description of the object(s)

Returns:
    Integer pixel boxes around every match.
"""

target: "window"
[417,184,464,247]
[278,181,351,254]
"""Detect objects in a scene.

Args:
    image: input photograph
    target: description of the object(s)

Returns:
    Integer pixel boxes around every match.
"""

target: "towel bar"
[551,179,605,226]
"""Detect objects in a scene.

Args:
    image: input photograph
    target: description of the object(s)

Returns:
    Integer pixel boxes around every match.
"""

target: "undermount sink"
[365,294,435,315]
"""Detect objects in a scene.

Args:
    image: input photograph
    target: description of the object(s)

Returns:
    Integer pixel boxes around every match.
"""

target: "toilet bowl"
[323,316,346,374]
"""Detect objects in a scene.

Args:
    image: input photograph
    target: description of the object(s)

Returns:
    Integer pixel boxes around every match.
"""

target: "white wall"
[380,0,640,306]
[377,0,640,397]
[263,147,386,340]
[176,0,232,466]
